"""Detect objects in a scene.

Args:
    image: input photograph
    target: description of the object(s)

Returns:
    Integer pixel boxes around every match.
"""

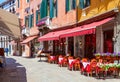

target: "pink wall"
[51,0,77,29]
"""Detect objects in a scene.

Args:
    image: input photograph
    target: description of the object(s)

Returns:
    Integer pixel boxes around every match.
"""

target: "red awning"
[21,35,38,44]
[38,29,71,41]
[60,17,114,38]
[38,17,113,41]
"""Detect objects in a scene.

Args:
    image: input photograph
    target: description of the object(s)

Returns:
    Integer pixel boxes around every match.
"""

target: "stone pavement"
[0,56,120,82]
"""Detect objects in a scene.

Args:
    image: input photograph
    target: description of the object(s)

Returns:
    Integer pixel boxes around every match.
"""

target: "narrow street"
[0,56,120,82]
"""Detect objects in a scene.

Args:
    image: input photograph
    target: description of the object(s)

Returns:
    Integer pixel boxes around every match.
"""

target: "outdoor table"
[82,62,90,69]
[58,57,64,65]
[81,62,90,74]
[68,59,75,70]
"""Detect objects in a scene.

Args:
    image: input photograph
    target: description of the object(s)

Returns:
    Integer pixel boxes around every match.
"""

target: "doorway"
[85,34,96,59]
[68,37,74,56]
[104,30,113,53]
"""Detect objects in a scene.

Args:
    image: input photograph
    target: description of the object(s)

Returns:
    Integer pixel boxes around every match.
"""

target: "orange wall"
[77,0,120,22]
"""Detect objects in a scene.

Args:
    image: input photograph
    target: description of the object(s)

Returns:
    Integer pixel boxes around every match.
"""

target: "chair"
[88,59,97,76]
[58,55,64,67]
[68,56,74,70]
[48,55,56,63]
[73,57,80,71]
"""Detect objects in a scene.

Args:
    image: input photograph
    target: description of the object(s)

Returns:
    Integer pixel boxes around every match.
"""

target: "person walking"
[4,48,9,56]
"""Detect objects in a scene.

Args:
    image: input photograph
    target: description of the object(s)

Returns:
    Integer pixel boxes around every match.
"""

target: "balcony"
[37,16,51,29]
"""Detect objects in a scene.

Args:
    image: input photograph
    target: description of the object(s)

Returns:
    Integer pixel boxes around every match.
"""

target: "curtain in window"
[40,0,47,19]
[50,0,54,18]
[65,0,70,12]
[85,0,90,7]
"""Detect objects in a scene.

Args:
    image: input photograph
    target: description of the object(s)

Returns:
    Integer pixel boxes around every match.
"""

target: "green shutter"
[56,0,58,17]
[29,15,31,28]
[66,0,70,12]
[36,10,38,24]
[79,0,85,9]
[25,16,26,27]
[50,0,54,18]
[31,14,34,27]
[29,15,33,28]
[40,0,47,19]
[72,0,76,9]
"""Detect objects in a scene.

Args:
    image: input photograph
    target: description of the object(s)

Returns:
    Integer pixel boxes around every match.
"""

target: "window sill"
[66,9,76,14]
[81,6,90,10]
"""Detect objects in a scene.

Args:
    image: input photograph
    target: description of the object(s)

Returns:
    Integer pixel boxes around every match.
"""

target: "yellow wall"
[78,0,120,22]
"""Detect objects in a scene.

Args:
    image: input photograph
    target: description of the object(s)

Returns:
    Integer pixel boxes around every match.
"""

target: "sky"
[0,0,6,4]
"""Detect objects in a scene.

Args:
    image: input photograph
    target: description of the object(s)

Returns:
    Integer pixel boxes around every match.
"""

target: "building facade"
[16,0,41,57]
[0,0,17,55]
[16,0,120,58]
[0,0,16,13]
[38,0,120,59]
[75,0,120,58]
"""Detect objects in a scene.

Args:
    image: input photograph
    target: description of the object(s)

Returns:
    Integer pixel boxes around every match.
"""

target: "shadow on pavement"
[0,57,27,82]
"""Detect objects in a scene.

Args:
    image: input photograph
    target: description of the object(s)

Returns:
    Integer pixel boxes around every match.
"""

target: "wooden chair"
[88,59,97,76]
[58,55,64,67]
[48,55,56,63]
[68,56,74,70]
[73,57,80,71]
[62,56,68,67]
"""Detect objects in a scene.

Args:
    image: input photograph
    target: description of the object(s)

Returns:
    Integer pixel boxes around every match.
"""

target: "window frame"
[79,0,90,9]
[53,0,57,17]
[25,15,29,28]
[17,0,20,8]
[65,0,76,13]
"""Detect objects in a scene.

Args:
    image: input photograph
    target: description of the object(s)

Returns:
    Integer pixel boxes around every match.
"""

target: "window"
[72,0,76,9]
[40,0,48,19]
[18,0,20,8]
[12,7,15,13]
[30,14,34,28]
[9,2,11,5]
[36,10,40,24]
[53,0,57,17]
[79,0,90,9]
[26,0,29,3]
[65,0,76,13]
[25,16,29,27]
[50,0,58,18]
[25,7,30,14]
[12,0,15,3]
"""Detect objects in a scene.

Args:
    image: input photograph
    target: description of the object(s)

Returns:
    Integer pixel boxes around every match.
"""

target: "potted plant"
[94,53,101,59]
[105,52,111,60]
